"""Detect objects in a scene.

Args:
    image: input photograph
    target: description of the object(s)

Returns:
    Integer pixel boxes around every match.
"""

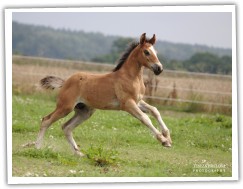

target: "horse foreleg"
[138,100,172,145]
[62,106,95,157]
[124,99,171,147]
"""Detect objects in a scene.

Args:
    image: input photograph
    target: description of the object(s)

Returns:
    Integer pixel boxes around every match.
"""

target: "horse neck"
[120,50,144,80]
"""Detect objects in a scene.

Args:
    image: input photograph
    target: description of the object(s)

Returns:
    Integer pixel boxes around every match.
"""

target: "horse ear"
[149,34,156,45]
[140,33,146,45]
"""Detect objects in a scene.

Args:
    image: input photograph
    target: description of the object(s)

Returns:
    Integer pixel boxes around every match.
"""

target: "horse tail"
[40,76,65,90]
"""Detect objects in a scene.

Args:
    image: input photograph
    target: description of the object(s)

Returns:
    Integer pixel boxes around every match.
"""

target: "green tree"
[182,52,231,74]
[183,52,216,73]
[219,56,232,74]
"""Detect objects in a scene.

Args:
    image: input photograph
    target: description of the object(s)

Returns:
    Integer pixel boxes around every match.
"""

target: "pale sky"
[12,12,232,48]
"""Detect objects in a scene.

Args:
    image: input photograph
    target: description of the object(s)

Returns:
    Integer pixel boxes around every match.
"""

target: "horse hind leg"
[35,106,73,149]
[62,103,95,157]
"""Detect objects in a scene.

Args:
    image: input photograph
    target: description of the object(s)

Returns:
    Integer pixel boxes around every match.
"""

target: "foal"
[34,33,172,156]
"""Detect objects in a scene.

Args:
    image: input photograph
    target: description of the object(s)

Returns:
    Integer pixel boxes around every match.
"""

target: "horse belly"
[100,99,120,110]
[82,95,120,110]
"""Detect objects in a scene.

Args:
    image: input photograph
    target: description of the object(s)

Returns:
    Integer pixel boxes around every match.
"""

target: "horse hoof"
[162,141,172,148]
[22,142,35,148]
[75,151,86,157]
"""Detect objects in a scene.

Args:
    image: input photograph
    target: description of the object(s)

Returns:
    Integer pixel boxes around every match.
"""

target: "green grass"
[12,93,232,177]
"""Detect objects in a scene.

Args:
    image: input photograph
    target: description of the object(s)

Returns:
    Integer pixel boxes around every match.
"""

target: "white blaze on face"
[149,46,161,64]
[149,46,157,57]
[149,45,163,71]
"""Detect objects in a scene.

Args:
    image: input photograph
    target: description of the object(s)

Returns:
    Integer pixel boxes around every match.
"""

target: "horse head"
[138,33,163,75]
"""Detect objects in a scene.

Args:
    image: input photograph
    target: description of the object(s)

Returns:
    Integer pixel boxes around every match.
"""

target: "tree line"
[93,38,232,75]
[12,21,232,74]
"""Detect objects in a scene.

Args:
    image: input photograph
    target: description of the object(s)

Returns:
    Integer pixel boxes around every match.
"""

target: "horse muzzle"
[151,63,163,75]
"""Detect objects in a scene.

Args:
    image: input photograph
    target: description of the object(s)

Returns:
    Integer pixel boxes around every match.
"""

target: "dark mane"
[112,42,139,72]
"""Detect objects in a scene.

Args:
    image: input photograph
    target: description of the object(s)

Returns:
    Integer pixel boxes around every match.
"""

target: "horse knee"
[151,106,161,119]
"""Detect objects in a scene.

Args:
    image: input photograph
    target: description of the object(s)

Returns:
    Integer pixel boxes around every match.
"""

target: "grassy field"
[12,93,232,177]
[11,56,232,177]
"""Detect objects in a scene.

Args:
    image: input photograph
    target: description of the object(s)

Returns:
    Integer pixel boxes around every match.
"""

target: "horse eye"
[144,50,150,56]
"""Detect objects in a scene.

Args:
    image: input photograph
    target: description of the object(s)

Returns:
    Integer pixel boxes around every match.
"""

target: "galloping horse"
[34,33,172,156]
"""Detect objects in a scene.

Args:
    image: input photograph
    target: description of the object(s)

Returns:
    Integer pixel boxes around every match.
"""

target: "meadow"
[11,56,232,177]
[12,93,232,177]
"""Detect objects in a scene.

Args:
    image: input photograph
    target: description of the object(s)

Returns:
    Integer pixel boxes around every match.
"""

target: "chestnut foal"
[33,33,172,156]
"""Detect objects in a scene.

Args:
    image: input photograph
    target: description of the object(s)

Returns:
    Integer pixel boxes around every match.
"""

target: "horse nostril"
[157,65,163,73]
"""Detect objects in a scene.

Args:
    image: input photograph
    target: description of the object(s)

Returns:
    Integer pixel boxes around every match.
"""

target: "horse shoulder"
[114,75,145,105]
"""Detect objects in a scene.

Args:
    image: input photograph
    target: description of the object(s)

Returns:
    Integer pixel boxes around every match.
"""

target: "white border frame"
[5,5,238,184]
